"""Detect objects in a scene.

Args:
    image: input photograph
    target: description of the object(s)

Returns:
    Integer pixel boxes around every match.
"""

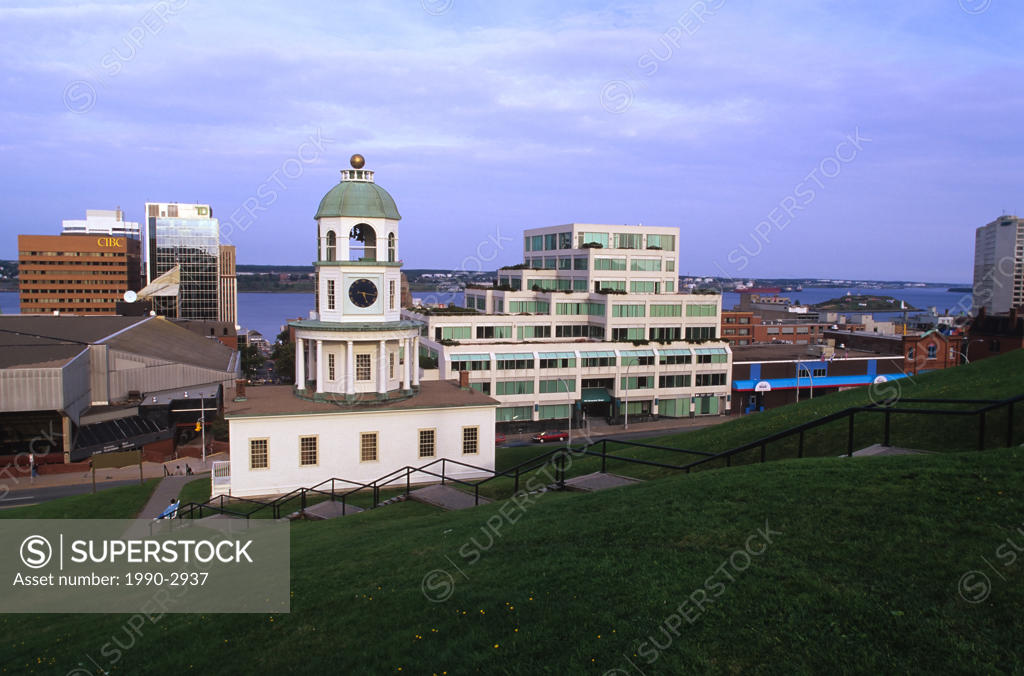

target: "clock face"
[348,278,378,308]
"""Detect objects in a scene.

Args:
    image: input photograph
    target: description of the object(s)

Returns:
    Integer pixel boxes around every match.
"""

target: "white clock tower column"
[290,154,421,402]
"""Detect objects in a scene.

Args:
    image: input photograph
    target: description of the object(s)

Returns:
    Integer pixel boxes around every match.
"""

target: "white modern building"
[61,208,141,239]
[973,214,1024,315]
[404,223,732,432]
[221,156,497,498]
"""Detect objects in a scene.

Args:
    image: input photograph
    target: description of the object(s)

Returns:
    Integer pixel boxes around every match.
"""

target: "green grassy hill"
[488,350,1024,497]
[3,353,1022,673]
[4,448,1022,673]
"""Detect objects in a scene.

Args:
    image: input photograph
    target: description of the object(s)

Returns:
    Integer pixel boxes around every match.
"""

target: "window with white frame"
[356,354,372,381]
[327,280,335,310]
[328,353,336,380]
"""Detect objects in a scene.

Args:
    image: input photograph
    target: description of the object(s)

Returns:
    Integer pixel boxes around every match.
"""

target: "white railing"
[211,460,231,497]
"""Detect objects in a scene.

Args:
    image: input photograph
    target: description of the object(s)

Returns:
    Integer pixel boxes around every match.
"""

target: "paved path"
[408,484,490,510]
[3,453,227,492]
[499,416,726,447]
[563,472,641,492]
[137,475,194,519]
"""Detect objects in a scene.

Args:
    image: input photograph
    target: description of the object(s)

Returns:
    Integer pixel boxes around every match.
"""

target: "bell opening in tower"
[349,223,376,262]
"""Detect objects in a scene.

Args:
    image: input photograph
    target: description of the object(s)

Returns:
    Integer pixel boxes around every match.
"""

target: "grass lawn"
[0,479,160,519]
[3,446,1023,674]
[177,476,211,506]
[480,350,1024,499]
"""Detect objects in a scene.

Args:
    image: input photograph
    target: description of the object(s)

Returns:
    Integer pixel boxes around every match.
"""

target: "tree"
[240,344,265,379]
[272,341,295,383]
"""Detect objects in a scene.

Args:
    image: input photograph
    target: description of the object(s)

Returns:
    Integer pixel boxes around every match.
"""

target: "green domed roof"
[314,180,401,221]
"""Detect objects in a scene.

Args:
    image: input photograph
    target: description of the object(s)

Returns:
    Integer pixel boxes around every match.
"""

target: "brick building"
[966,307,1024,362]
[721,310,833,346]
[823,328,963,375]
[18,234,142,315]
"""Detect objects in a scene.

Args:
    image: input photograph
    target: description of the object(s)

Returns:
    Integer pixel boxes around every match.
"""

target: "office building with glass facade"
[145,203,224,321]
[402,223,732,432]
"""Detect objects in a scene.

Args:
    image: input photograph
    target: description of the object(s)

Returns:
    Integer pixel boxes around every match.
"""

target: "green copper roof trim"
[289,319,423,332]
[314,181,402,220]
[313,260,404,267]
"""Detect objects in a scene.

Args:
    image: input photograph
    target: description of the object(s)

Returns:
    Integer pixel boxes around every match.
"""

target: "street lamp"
[623,361,634,430]
[199,396,207,465]
[796,363,814,401]
[960,338,984,364]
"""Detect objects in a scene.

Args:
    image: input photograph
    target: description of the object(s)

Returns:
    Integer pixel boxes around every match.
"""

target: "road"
[0,479,142,509]
[500,421,721,447]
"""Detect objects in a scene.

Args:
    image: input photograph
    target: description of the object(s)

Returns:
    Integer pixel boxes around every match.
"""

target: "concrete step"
[846,444,932,457]
[288,500,366,520]
[562,472,641,492]
[408,484,490,510]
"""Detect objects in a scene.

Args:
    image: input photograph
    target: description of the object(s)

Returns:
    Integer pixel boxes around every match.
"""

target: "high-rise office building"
[973,214,1024,315]
[219,244,237,325]
[18,234,142,314]
[61,209,140,239]
[144,202,222,321]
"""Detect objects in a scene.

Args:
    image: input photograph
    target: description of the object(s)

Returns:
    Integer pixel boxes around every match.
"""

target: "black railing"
[177,392,1023,520]
[673,392,1024,474]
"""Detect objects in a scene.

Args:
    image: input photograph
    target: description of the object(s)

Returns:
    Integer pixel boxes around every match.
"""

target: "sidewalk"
[137,475,194,519]
[3,453,227,494]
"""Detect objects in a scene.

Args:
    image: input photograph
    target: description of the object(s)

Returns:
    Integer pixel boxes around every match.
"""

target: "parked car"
[531,431,569,443]
[495,433,507,446]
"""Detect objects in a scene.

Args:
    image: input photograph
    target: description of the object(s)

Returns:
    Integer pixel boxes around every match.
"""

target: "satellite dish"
[124,290,138,303]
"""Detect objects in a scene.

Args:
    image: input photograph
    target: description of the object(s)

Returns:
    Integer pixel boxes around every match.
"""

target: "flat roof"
[225,380,498,419]
[730,344,899,362]
[824,329,903,340]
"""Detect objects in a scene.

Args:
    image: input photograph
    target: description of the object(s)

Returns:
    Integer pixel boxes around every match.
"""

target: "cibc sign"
[97,237,125,248]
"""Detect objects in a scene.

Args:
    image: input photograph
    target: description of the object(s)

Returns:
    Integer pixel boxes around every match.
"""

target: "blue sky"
[1,0,1021,282]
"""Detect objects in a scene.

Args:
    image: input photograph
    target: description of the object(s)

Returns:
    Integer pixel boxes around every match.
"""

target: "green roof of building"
[314,180,402,221]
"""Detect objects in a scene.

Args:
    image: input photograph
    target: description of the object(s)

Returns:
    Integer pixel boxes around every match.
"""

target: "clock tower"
[291,155,421,400]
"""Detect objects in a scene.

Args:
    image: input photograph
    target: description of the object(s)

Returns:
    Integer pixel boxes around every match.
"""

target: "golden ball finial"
[350,154,366,169]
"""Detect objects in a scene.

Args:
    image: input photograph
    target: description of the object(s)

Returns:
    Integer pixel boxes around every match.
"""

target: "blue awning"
[732,373,909,391]
[619,349,655,357]
[538,352,575,359]
[580,351,616,358]
[494,353,533,360]
[657,348,692,356]
[450,354,490,362]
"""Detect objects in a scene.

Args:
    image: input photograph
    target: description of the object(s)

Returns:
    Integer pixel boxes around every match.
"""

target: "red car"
[532,431,569,443]
[495,433,507,446]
